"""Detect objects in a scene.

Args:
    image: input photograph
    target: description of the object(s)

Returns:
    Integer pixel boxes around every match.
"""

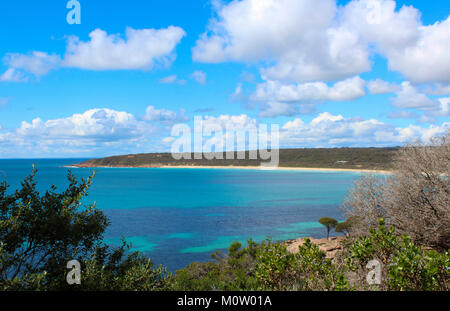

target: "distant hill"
[73,147,398,170]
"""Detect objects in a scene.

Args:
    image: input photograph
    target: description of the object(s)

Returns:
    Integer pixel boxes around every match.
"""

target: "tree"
[335,222,350,236]
[335,217,359,236]
[0,167,108,288]
[0,167,170,290]
[318,217,338,239]
[343,130,450,249]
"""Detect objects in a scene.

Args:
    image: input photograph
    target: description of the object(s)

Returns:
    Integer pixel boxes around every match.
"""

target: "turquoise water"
[0,159,363,271]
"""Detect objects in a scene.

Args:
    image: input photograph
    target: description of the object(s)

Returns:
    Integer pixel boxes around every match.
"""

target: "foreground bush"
[0,168,169,291]
[346,219,449,291]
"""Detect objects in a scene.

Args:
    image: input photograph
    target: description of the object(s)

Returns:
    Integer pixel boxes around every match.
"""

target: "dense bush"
[346,219,449,291]
[171,240,260,291]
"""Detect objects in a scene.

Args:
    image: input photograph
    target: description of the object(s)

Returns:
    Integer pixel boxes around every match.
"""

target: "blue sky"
[0,0,449,158]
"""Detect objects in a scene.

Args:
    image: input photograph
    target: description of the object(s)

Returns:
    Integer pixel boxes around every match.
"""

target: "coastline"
[66,164,392,174]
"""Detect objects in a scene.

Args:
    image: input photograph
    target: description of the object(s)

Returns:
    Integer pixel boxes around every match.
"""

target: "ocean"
[0,159,364,271]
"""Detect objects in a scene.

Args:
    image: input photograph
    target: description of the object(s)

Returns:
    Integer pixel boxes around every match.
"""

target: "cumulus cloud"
[200,114,258,132]
[390,82,440,111]
[258,101,301,118]
[250,76,365,117]
[385,17,450,84]
[63,27,186,70]
[164,112,449,150]
[193,0,370,82]
[0,27,186,81]
[0,52,61,82]
[0,106,191,157]
[387,95,449,123]
[367,79,400,94]
[193,0,450,85]
[280,112,449,147]
[4,52,61,76]
[16,108,153,143]
[252,76,366,102]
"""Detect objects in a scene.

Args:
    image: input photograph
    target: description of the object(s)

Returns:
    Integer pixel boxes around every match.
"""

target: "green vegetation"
[346,219,449,291]
[0,168,448,291]
[0,168,169,291]
[75,147,398,170]
[335,217,359,236]
[318,217,338,239]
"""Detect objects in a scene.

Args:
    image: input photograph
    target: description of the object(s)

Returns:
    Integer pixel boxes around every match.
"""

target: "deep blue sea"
[0,159,364,271]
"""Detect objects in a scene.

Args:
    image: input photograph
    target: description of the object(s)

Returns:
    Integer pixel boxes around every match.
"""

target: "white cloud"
[258,101,300,118]
[252,76,366,102]
[385,17,450,84]
[0,52,60,82]
[0,27,186,81]
[4,51,61,76]
[367,79,400,94]
[0,107,191,157]
[191,70,207,84]
[143,105,188,123]
[193,0,370,82]
[390,82,440,111]
[63,27,186,70]
[281,112,449,147]
[250,76,366,117]
[16,108,153,143]
[201,114,258,132]
[194,0,450,85]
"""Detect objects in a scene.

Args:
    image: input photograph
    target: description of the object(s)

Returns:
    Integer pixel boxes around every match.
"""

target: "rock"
[285,236,345,259]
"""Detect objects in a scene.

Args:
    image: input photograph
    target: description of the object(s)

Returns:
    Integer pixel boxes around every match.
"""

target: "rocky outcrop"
[285,236,346,259]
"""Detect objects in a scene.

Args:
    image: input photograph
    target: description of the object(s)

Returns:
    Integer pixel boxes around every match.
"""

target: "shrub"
[171,240,259,291]
[254,240,296,290]
[347,219,449,290]
[343,131,450,249]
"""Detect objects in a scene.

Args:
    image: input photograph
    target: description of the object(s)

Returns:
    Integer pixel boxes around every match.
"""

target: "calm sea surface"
[0,159,364,271]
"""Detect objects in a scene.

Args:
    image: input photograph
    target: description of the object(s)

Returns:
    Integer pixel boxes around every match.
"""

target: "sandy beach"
[69,164,392,174]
